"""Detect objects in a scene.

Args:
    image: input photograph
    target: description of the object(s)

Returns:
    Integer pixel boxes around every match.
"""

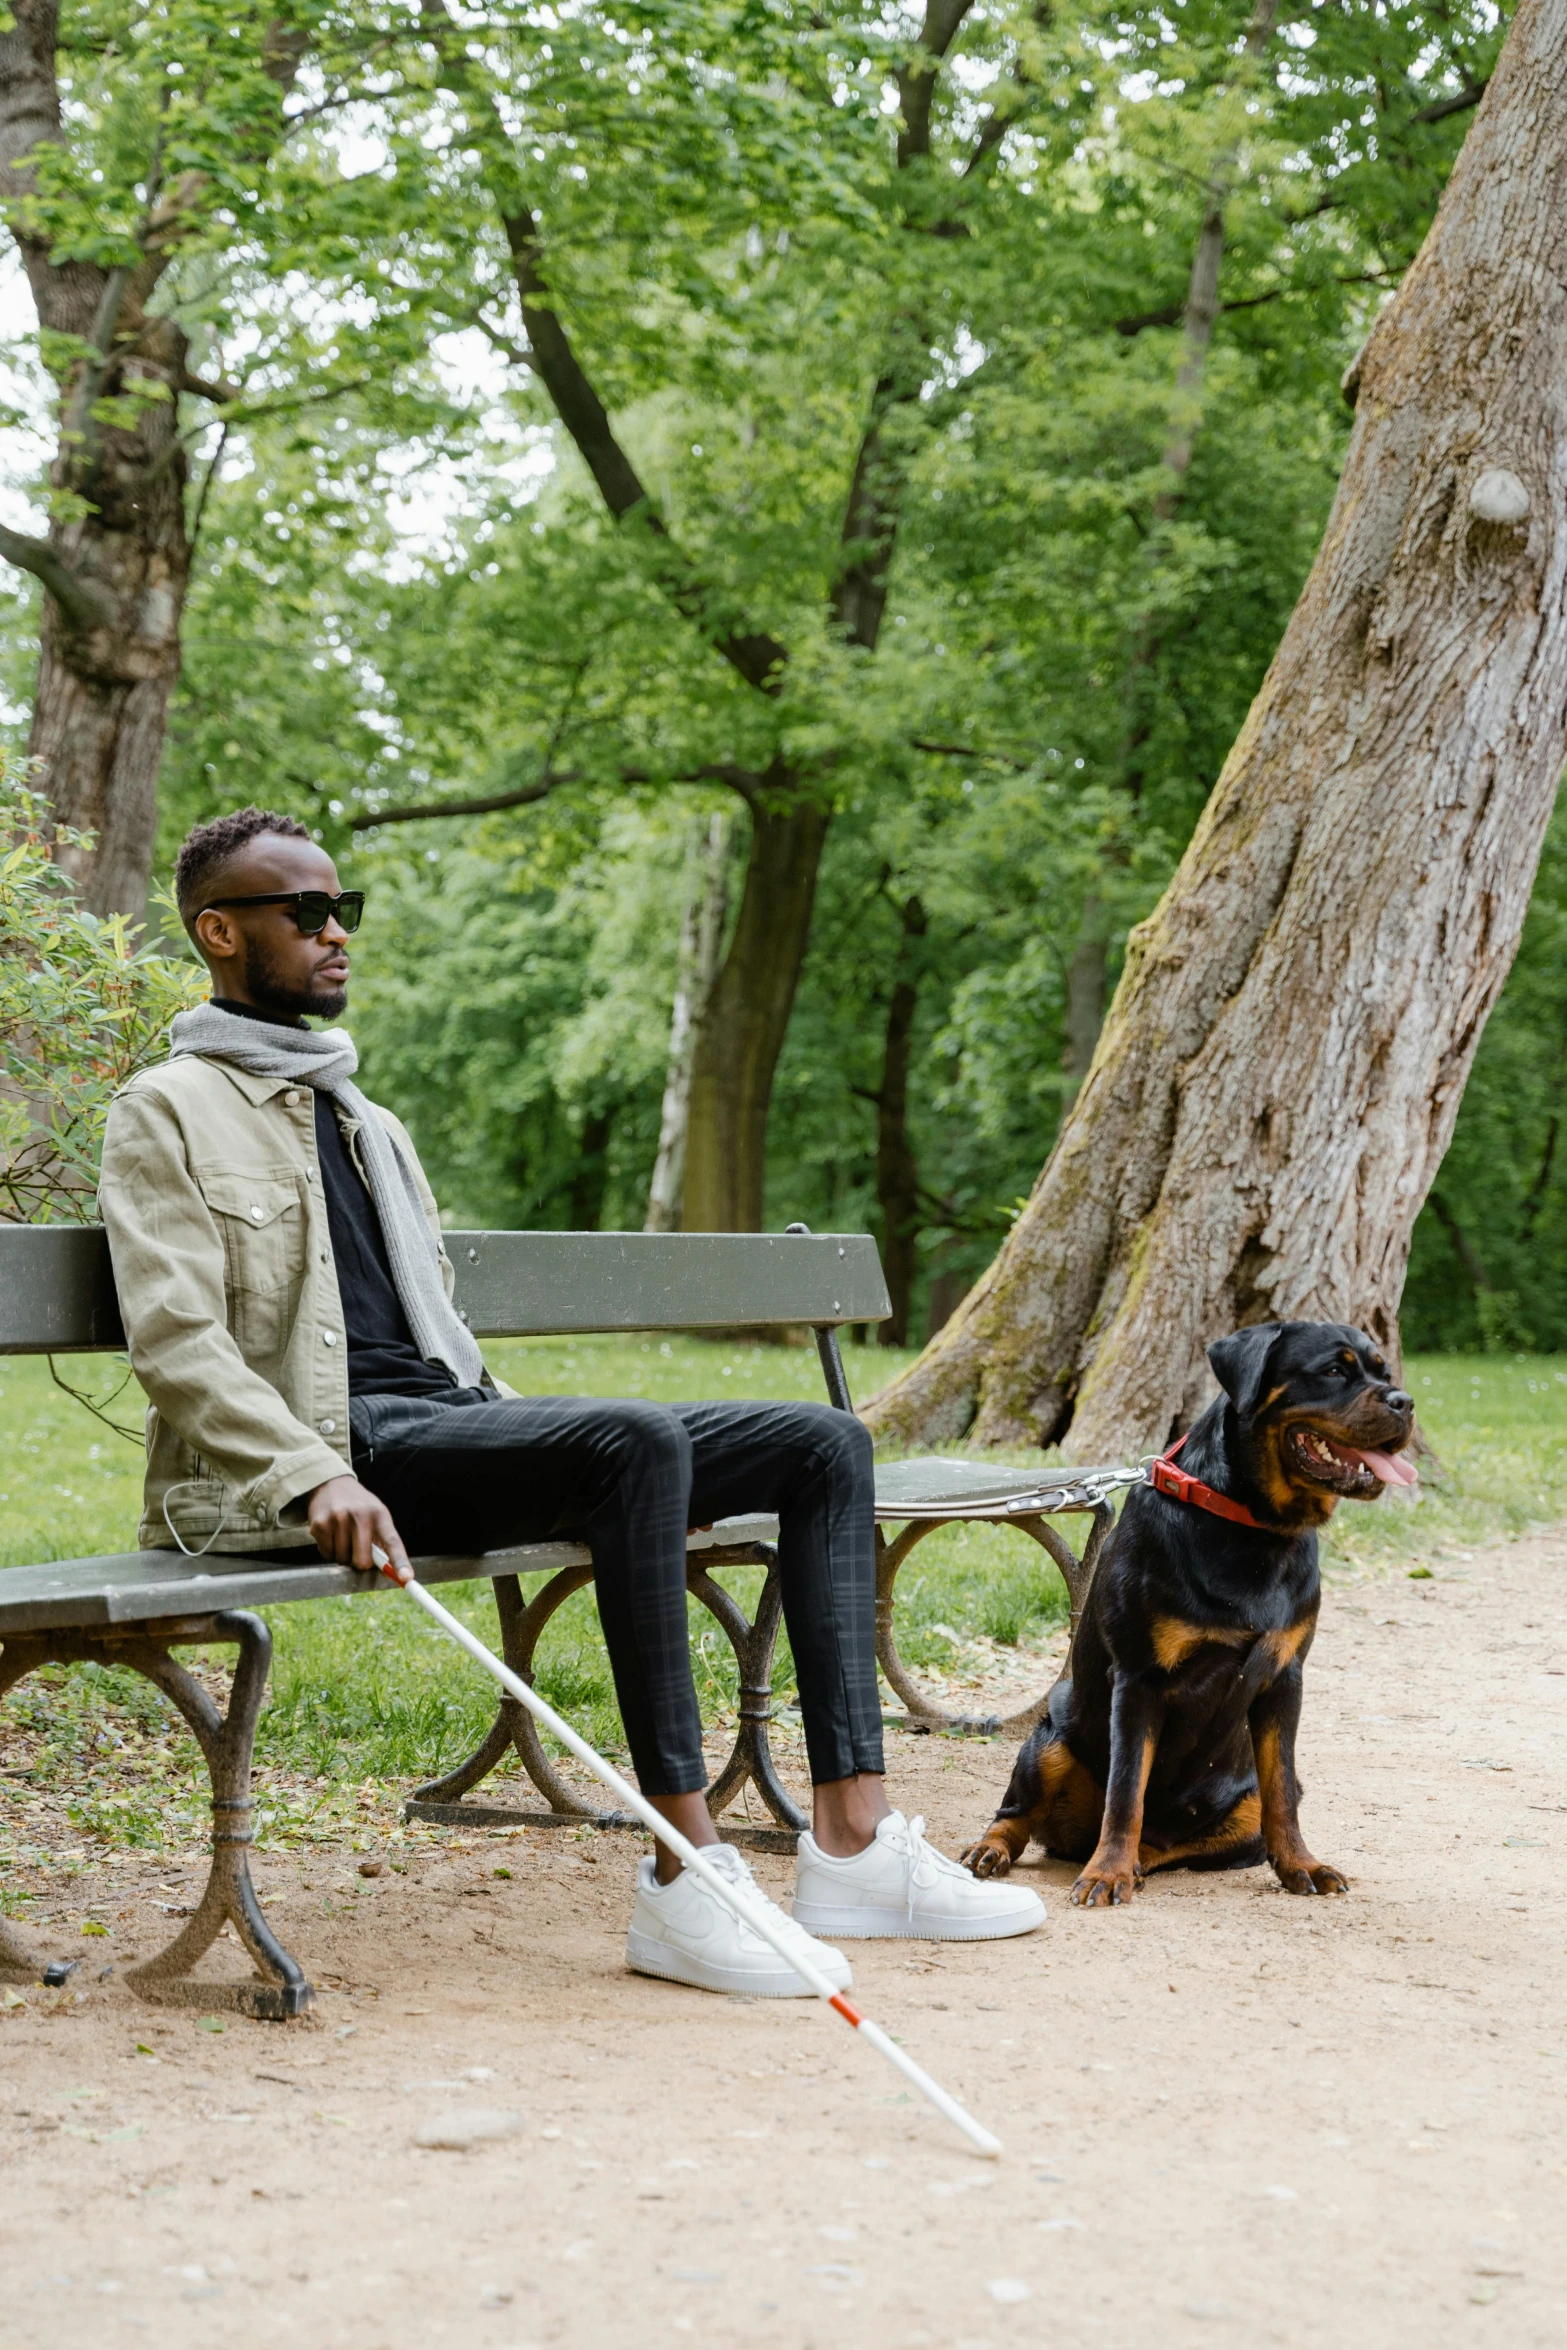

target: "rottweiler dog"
[962,1321,1416,1904]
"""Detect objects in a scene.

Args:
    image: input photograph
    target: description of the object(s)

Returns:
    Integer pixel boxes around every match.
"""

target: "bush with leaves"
[0,770,206,1223]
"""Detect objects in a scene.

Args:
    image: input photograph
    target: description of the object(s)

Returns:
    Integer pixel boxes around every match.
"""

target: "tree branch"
[897,0,980,166]
[960,107,1010,185]
[57,260,134,461]
[1429,1192,1491,1295]
[349,772,564,830]
[1410,78,1488,125]
[959,1,1054,185]
[0,520,115,633]
[420,2,788,699]
[911,735,1033,770]
[832,1,995,645]
[502,209,789,695]
[262,15,311,90]
[348,761,757,831]
[1154,0,1280,501]
[1115,269,1393,337]
[178,364,241,404]
[187,416,230,562]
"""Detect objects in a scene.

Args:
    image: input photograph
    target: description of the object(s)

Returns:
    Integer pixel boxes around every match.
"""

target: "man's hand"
[307,1474,411,1578]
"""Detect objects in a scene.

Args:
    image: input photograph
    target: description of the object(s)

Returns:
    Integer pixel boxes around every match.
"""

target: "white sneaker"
[792,1811,1046,1942]
[625,1843,853,1998]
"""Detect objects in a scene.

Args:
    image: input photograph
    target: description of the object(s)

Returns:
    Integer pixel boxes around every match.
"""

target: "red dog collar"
[1147,1436,1270,1530]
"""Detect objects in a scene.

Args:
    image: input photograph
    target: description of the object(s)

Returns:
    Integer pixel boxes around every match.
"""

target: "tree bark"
[873,893,928,1345]
[0,4,302,919]
[645,812,729,1233]
[0,7,185,916]
[681,790,830,1232]
[25,313,192,921]
[866,0,1567,1459]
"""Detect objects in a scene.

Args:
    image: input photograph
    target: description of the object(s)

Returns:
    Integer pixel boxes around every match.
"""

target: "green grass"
[2,1340,1565,1855]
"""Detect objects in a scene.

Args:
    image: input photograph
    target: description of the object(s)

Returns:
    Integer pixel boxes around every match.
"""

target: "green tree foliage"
[1,0,1545,1343]
[0,771,205,1222]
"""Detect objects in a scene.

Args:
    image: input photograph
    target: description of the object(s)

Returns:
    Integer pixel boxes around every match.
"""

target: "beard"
[241,932,348,1022]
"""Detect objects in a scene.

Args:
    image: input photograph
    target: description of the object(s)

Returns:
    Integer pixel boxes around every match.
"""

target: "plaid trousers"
[347,1388,883,1796]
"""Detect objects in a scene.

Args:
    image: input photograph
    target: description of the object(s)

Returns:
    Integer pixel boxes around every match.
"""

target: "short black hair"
[174,807,311,931]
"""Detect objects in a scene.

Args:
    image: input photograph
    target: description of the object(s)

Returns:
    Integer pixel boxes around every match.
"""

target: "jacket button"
[320,1418,336,1435]
[322,1331,337,1346]
[249,1205,264,1222]
[284,1089,301,1106]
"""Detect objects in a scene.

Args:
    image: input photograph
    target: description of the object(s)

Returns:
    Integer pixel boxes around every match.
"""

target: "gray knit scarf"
[168,1004,486,1390]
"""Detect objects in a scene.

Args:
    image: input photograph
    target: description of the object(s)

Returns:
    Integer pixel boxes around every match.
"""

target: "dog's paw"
[961,1835,1014,1879]
[1273,1856,1349,1897]
[1069,1853,1143,1908]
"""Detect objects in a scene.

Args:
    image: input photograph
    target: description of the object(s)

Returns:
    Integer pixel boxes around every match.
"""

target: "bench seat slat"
[0,1514,783,1634]
[872,1457,1115,1518]
[0,1466,1116,1634]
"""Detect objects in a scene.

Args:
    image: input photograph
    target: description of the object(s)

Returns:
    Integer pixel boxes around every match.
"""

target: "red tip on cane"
[371,1544,411,1587]
[829,1993,863,2027]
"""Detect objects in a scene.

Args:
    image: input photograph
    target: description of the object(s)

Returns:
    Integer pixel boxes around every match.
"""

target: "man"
[99,808,1044,1995]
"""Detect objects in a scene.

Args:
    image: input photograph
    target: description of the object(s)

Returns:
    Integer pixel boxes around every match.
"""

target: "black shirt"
[211,1000,454,1400]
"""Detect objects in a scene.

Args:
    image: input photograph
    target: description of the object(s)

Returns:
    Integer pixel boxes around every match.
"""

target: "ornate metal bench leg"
[0,1613,311,2016]
[408,1575,530,1807]
[877,1505,1113,1740]
[406,1551,807,1839]
[407,1563,637,1827]
[875,1521,963,1727]
[693,1550,806,1834]
[125,1611,312,2019]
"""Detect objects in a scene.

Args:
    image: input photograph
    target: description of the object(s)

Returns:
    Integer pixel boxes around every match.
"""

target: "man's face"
[192,835,355,1020]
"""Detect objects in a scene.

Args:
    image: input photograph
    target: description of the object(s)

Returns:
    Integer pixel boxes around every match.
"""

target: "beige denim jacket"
[98,1051,461,1553]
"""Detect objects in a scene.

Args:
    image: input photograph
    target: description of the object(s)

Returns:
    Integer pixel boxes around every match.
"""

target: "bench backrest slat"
[0,1226,890,1353]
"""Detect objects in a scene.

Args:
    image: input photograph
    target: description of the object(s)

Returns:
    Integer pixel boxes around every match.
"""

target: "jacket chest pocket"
[199,1173,306,1360]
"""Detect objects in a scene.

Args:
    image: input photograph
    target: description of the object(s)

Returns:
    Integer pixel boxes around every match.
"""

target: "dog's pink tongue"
[1355,1448,1418,1487]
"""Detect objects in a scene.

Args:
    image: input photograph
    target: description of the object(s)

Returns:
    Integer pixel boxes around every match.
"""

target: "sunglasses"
[201,890,366,935]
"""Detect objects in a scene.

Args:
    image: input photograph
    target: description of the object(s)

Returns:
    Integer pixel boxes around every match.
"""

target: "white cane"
[376,1550,1002,2158]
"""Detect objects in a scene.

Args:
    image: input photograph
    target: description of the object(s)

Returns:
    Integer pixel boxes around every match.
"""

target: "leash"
[374,1548,1002,2159]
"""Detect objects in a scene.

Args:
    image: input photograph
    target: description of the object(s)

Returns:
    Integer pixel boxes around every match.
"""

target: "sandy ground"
[4,1529,1567,2350]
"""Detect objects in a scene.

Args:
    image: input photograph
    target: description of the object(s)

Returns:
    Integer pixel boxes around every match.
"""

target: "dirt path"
[4,1530,1567,2349]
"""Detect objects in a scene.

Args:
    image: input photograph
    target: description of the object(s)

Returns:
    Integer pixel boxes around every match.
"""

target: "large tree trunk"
[0,5,303,921]
[682,789,830,1232]
[0,2,192,922]
[866,0,1567,1459]
[27,311,191,921]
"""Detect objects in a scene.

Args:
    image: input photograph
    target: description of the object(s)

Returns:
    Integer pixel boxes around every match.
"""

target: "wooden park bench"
[0,1222,1123,2020]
